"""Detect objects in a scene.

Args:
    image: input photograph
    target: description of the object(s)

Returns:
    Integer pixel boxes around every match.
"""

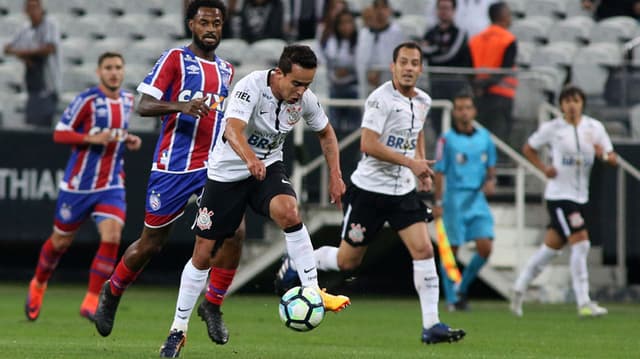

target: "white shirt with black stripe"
[351,81,431,196]
[528,115,613,204]
[209,70,328,182]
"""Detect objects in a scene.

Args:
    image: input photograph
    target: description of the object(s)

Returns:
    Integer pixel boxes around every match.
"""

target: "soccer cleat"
[421,322,466,344]
[578,301,608,318]
[25,278,47,321]
[159,329,187,358]
[318,288,350,312]
[510,291,524,317]
[80,292,99,322]
[94,280,121,337]
[274,255,300,296]
[197,300,229,345]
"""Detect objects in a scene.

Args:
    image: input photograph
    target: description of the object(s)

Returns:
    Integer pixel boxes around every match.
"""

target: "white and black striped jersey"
[208,69,328,182]
[351,81,431,196]
[528,115,613,204]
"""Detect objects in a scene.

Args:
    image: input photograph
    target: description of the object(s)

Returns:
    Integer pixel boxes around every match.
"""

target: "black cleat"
[421,323,466,344]
[197,300,229,345]
[159,329,186,358]
[94,280,121,337]
[273,255,300,296]
[454,292,469,311]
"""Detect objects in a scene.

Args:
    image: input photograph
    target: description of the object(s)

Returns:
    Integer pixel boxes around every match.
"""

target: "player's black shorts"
[546,199,587,240]
[340,184,433,247]
[194,161,296,241]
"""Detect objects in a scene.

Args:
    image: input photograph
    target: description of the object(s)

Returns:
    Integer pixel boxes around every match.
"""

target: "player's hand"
[125,134,142,151]
[482,178,496,196]
[328,172,346,210]
[416,175,432,193]
[180,98,210,118]
[248,158,266,181]
[87,130,115,146]
[544,165,557,178]
[410,159,435,179]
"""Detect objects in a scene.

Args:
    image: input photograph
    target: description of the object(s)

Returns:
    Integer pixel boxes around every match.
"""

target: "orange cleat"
[319,288,350,312]
[80,292,99,322]
[25,278,47,321]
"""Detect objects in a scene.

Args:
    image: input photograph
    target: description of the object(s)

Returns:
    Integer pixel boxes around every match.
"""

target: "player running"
[25,52,141,322]
[93,2,243,354]
[511,85,617,318]
[433,92,497,311]
[275,42,465,344]
[187,43,350,346]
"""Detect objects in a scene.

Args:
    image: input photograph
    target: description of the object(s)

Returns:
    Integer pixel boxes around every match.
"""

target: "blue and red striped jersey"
[56,87,135,192]
[137,46,234,173]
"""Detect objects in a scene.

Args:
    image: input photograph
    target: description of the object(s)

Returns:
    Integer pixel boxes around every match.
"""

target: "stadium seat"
[529,65,565,97]
[590,16,638,44]
[122,64,150,92]
[0,63,23,93]
[59,14,108,40]
[233,64,266,84]
[510,16,554,44]
[393,0,428,16]
[513,73,548,120]
[396,14,429,40]
[142,15,185,40]
[504,0,526,18]
[548,16,594,44]
[245,39,288,67]
[564,0,593,18]
[516,41,537,68]
[524,0,567,19]
[0,14,25,39]
[60,37,91,66]
[629,104,640,139]
[107,15,148,40]
[90,38,130,60]
[346,0,371,13]
[122,38,172,67]
[0,0,23,15]
[571,43,623,98]
[530,42,578,69]
[115,0,164,16]
[62,65,96,93]
[310,64,329,99]
[216,38,250,66]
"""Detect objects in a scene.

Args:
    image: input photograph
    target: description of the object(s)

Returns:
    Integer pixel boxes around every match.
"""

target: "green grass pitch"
[1,283,638,358]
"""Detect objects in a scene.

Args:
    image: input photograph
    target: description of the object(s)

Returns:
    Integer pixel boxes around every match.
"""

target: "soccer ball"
[278,286,325,332]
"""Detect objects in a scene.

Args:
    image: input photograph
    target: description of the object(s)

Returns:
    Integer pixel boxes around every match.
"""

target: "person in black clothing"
[240,0,285,43]
[421,0,471,134]
[582,0,640,21]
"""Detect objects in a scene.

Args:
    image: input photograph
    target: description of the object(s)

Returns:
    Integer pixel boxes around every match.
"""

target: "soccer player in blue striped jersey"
[433,91,497,311]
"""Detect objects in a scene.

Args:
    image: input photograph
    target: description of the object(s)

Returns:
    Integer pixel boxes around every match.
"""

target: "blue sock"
[438,261,457,304]
[458,253,487,295]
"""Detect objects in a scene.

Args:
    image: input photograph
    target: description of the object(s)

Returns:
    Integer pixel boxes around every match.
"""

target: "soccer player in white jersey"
[189,44,350,344]
[276,41,466,344]
[511,85,618,317]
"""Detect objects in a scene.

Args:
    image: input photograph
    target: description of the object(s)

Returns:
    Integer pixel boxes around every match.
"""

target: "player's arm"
[414,131,432,192]
[361,128,434,179]
[482,166,496,195]
[54,96,116,146]
[522,143,556,178]
[224,118,266,180]
[137,94,210,118]
[316,123,346,207]
[433,172,444,217]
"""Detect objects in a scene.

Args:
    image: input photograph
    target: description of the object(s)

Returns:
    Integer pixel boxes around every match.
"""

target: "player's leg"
[81,217,123,321]
[95,172,199,336]
[397,221,465,344]
[82,189,127,321]
[438,245,459,310]
[440,204,463,309]
[511,228,563,316]
[26,190,89,321]
[260,163,349,312]
[568,229,606,317]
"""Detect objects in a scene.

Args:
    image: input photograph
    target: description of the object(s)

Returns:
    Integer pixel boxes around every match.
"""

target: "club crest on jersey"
[149,191,161,211]
[286,104,302,125]
[481,153,488,163]
[59,203,72,221]
[348,223,366,243]
[568,212,584,228]
[196,207,214,230]
[456,153,467,164]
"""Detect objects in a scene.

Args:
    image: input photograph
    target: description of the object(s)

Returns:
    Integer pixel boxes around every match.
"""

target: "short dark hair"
[98,52,124,66]
[437,0,456,9]
[278,45,317,75]
[558,85,586,106]
[488,2,508,23]
[186,0,227,21]
[453,89,475,106]
[392,41,423,64]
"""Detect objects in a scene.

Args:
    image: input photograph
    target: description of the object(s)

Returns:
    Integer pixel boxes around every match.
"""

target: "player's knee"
[232,226,246,243]
[51,232,74,250]
[274,209,302,229]
[139,228,169,254]
[100,231,121,244]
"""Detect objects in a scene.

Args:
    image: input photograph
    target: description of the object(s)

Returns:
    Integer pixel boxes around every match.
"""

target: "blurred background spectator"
[4,0,61,128]
[582,0,640,20]
[240,0,285,43]
[355,0,406,97]
[287,0,327,41]
[318,8,361,131]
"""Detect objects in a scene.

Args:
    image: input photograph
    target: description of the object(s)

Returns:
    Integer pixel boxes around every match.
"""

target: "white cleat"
[578,301,608,318]
[510,291,524,317]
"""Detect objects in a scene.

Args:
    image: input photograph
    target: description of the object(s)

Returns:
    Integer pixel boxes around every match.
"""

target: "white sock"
[315,246,340,271]
[514,244,561,293]
[570,240,591,307]
[413,258,440,329]
[284,224,319,288]
[170,259,209,332]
